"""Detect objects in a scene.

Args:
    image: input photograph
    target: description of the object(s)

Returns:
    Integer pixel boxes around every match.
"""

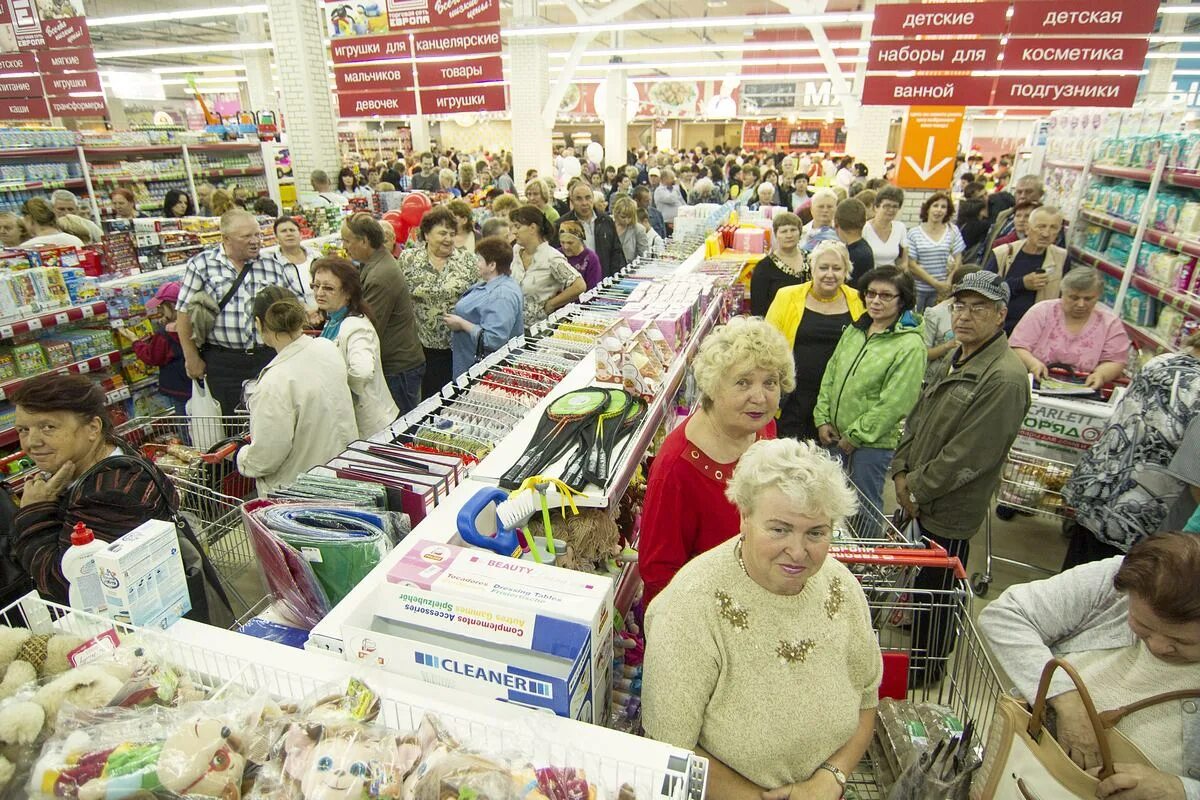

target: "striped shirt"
[905,224,965,294]
[177,245,306,349]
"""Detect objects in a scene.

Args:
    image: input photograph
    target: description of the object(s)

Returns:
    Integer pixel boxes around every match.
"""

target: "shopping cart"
[833,544,1010,798]
[116,414,253,499]
[971,384,1116,597]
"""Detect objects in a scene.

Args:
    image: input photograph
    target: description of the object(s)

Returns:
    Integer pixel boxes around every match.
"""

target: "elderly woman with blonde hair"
[523,177,559,224]
[639,316,795,608]
[644,438,882,800]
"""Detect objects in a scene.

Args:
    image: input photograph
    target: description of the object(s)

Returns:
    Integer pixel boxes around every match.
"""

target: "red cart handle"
[201,436,249,463]
[831,541,968,580]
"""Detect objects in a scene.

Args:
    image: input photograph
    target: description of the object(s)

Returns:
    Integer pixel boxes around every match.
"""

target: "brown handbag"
[972,657,1200,800]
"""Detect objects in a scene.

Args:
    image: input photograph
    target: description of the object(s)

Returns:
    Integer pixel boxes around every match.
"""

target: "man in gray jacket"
[892,271,1031,683]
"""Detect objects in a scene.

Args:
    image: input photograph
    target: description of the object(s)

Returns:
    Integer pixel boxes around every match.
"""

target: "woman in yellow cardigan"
[765,240,865,440]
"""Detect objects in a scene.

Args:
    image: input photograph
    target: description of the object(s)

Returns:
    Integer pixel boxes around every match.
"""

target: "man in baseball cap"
[889,267,1029,685]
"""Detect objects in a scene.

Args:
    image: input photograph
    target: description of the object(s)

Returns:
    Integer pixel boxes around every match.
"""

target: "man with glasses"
[176,210,307,415]
[891,271,1030,684]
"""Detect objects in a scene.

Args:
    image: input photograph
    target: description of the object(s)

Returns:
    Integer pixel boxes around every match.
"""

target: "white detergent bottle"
[61,522,106,614]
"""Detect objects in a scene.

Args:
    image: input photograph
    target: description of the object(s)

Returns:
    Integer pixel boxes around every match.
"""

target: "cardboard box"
[95,519,191,630]
[341,540,612,724]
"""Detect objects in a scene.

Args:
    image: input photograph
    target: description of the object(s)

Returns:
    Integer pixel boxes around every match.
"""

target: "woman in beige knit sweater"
[642,438,882,800]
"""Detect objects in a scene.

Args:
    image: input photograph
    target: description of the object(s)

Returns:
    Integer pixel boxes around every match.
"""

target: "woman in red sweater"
[638,316,795,608]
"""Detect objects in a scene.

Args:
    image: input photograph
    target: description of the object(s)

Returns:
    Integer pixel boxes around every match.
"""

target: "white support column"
[1146,7,1186,100]
[844,106,893,178]
[264,0,340,193]
[410,118,432,154]
[240,14,277,117]
[511,0,554,191]
[603,53,628,170]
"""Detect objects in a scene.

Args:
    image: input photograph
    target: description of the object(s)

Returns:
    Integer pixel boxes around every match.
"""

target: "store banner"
[416,55,502,88]
[386,0,499,30]
[326,1,391,39]
[36,45,94,72]
[419,83,506,114]
[412,25,501,60]
[994,75,1140,108]
[871,1,1009,37]
[0,51,35,74]
[0,95,47,118]
[330,32,411,64]
[40,15,87,48]
[46,94,104,116]
[1000,38,1149,72]
[741,119,845,150]
[895,106,965,190]
[1009,0,1158,36]
[862,75,994,107]
[0,73,38,97]
[4,0,44,48]
[334,62,413,92]
[337,88,417,117]
[42,69,99,95]
[867,40,1001,72]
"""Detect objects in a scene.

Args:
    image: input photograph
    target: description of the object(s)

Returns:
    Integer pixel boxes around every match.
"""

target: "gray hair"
[757,181,776,199]
[693,177,715,198]
[1061,266,1103,294]
[692,316,795,409]
[811,188,838,205]
[1029,205,1063,223]
[219,209,257,236]
[50,189,78,207]
[726,438,858,524]
[310,169,330,189]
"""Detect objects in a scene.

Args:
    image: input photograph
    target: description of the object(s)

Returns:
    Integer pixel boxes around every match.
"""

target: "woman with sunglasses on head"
[814,267,926,514]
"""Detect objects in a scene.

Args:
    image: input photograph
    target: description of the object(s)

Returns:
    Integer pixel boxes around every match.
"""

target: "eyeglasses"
[950,302,997,318]
[879,202,900,210]
[864,290,899,301]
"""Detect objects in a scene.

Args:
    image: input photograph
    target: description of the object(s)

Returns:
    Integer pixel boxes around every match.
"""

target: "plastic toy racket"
[500,388,608,488]
[560,389,630,489]
[595,394,648,486]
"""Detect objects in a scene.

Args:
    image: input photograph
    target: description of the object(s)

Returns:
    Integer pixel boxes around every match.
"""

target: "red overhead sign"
[0,96,48,119]
[337,89,418,117]
[862,75,994,107]
[412,25,501,59]
[37,47,96,73]
[1000,38,1149,72]
[871,1,1009,37]
[330,32,411,64]
[416,55,503,87]
[47,95,105,117]
[334,63,413,92]
[994,76,1140,108]
[386,0,500,30]
[0,52,37,75]
[867,40,1001,72]
[43,70,100,96]
[40,15,89,48]
[1009,0,1158,36]
[0,75,40,98]
[420,83,506,114]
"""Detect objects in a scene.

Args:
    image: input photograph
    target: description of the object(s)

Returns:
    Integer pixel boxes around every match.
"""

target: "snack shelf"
[0,147,77,159]
[1080,209,1200,259]
[0,300,107,338]
[0,177,86,192]
[0,349,120,401]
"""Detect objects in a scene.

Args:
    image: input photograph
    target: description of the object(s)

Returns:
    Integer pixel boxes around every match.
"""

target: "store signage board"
[862,75,993,107]
[43,69,99,95]
[47,95,105,116]
[1009,0,1158,36]
[416,55,503,88]
[40,15,87,48]
[0,95,47,119]
[994,75,1140,108]
[36,46,95,72]
[330,32,411,64]
[1001,38,1149,72]
[334,62,413,91]
[895,107,964,190]
[385,0,499,30]
[3,0,43,49]
[412,25,502,60]
[871,1,1009,37]
[0,51,36,75]
[867,40,1001,72]
[420,83,506,114]
[337,88,418,117]
[0,73,38,97]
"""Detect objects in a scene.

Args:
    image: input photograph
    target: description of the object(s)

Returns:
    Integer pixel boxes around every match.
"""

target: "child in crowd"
[120,282,190,416]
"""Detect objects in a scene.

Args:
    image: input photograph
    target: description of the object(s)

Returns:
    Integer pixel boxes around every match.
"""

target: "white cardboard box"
[94,519,190,630]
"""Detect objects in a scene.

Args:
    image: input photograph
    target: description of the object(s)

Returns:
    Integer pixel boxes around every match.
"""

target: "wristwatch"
[817,762,847,793]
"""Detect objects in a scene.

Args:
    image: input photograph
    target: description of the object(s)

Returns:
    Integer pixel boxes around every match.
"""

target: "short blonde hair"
[726,438,858,524]
[809,239,851,274]
[692,316,796,409]
[611,195,637,224]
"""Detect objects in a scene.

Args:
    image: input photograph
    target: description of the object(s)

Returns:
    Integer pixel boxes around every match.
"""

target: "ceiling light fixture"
[547,40,869,58]
[156,76,251,85]
[94,42,273,59]
[88,5,268,27]
[150,65,247,74]
[573,57,861,71]
[503,12,872,37]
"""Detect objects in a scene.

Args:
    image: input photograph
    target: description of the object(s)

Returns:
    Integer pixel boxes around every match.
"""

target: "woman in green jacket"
[815,266,927,515]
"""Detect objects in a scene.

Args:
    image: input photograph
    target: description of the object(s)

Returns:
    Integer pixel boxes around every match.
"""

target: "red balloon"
[382,210,404,223]
[400,193,432,226]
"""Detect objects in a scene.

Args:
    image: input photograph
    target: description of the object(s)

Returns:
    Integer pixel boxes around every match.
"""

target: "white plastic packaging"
[61,522,106,613]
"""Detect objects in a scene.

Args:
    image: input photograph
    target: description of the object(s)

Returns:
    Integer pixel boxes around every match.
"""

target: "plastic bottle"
[61,522,106,614]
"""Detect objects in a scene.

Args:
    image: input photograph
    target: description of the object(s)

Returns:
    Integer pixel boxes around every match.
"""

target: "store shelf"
[0,350,120,402]
[82,145,183,157]
[0,178,85,193]
[1068,247,1124,281]
[193,167,264,179]
[1091,163,1200,189]
[130,376,159,392]
[91,173,188,184]
[1045,160,1085,171]
[1083,208,1200,261]
[0,300,107,339]
[0,147,78,159]
[188,142,261,152]
[0,428,17,448]
[1119,316,1176,354]
[1071,243,1200,321]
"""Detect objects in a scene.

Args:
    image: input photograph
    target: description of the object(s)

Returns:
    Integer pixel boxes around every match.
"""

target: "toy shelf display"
[1041,112,1200,361]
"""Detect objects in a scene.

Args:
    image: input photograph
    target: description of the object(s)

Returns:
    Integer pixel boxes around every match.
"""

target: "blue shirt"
[450,274,524,379]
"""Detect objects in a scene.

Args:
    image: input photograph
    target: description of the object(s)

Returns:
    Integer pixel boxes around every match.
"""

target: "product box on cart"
[340,540,613,725]
[1017,392,1116,464]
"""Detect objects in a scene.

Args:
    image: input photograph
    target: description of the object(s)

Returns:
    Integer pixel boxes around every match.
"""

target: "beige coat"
[237,336,358,496]
[990,240,1068,304]
[333,315,399,438]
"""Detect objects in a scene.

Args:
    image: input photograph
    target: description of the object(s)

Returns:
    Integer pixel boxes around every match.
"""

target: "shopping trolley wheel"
[970,572,991,598]
[995,504,1017,521]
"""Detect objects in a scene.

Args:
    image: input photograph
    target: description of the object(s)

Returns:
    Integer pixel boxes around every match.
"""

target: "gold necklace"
[811,290,841,303]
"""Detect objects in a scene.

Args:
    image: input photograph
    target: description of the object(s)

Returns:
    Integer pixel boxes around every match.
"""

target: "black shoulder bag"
[0,480,33,606]
[67,455,235,626]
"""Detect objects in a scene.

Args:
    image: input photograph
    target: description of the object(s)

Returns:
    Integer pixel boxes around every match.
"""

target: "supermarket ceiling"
[81,0,1200,101]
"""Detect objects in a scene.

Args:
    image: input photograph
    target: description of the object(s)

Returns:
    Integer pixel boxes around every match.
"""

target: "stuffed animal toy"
[0,628,86,700]
[524,509,622,574]
[278,723,422,800]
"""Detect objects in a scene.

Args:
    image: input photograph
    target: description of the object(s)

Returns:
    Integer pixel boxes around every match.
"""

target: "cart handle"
[831,542,968,580]
[202,436,248,463]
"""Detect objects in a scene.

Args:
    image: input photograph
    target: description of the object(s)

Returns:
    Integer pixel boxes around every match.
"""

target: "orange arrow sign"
[896,106,965,190]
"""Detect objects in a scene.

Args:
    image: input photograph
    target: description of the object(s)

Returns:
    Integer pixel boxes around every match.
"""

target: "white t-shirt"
[20,232,84,248]
[862,220,907,267]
